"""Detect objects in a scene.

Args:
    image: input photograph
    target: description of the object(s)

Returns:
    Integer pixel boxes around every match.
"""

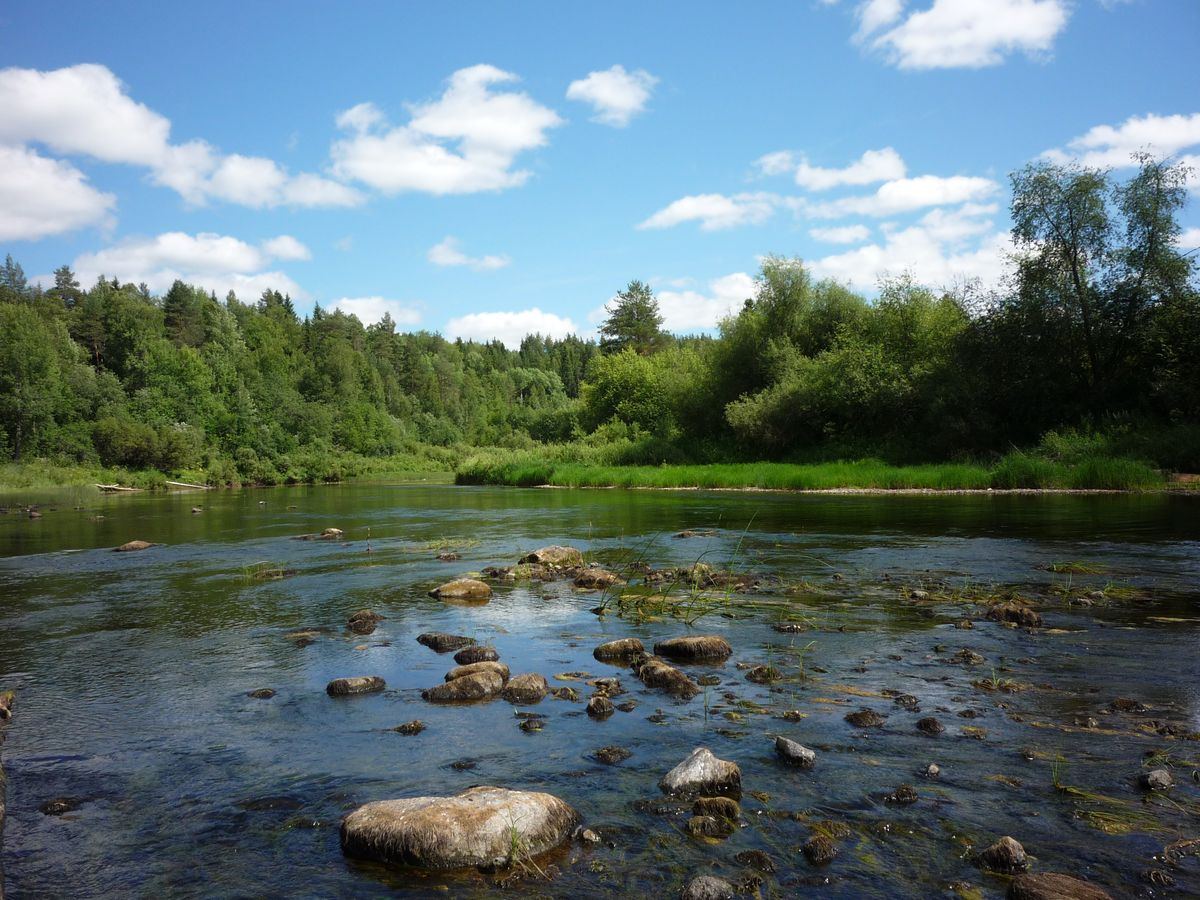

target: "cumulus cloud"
[566,65,658,127]
[654,272,757,332]
[0,145,116,241]
[331,64,562,195]
[769,147,907,190]
[809,224,872,244]
[445,308,578,349]
[638,192,780,231]
[861,0,1071,70]
[261,235,311,261]
[806,174,999,218]
[1175,227,1200,252]
[327,296,421,326]
[1043,112,1200,171]
[0,63,363,213]
[427,236,511,270]
[67,231,308,299]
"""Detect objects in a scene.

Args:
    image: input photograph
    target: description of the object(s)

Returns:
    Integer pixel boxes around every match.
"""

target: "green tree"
[599,280,665,355]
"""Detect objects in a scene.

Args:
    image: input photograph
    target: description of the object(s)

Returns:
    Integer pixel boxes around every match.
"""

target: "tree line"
[1,156,1197,482]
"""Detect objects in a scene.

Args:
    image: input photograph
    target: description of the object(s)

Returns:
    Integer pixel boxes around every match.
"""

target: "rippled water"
[1,484,1198,897]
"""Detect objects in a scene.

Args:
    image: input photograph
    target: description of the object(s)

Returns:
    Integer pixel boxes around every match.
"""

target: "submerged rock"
[802,833,838,865]
[686,815,734,838]
[575,568,624,589]
[775,736,816,769]
[734,849,775,873]
[454,645,499,665]
[1140,769,1173,791]
[634,656,701,699]
[417,632,474,653]
[445,661,510,684]
[501,673,549,705]
[393,720,425,735]
[916,717,945,736]
[1007,873,1112,900]
[845,708,886,728]
[348,609,384,635]
[248,688,275,699]
[591,745,632,765]
[693,796,739,821]
[660,747,741,797]
[988,603,1043,628]
[429,578,492,602]
[113,540,154,552]
[340,785,580,869]
[884,784,919,805]
[654,635,733,662]
[586,695,614,719]
[39,797,83,816]
[520,545,584,567]
[979,836,1028,874]
[682,875,736,900]
[326,676,386,697]
[423,671,504,704]
[593,638,645,662]
[745,665,782,684]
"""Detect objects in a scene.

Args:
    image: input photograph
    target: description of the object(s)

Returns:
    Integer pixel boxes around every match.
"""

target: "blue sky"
[3,0,1198,346]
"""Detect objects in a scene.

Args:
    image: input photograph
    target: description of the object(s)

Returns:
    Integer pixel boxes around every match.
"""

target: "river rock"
[693,796,739,821]
[1007,873,1112,900]
[429,578,492,602]
[586,695,614,719]
[114,540,154,552]
[845,708,886,728]
[1140,768,1173,791]
[988,603,1043,628]
[326,676,386,697]
[660,747,741,797]
[417,632,474,653]
[916,716,945,735]
[340,785,580,869]
[634,656,701,699]
[745,664,781,684]
[454,645,499,665]
[980,836,1028,873]
[592,745,632,764]
[422,671,505,704]
[686,815,734,838]
[593,638,645,662]
[0,690,13,720]
[575,568,624,589]
[803,833,838,865]
[248,688,275,699]
[884,784,919,805]
[682,875,736,900]
[445,661,510,684]
[520,545,583,567]
[348,609,383,635]
[393,720,425,735]
[39,797,83,816]
[775,736,816,769]
[653,635,733,662]
[502,673,549,704]
[735,849,775,873]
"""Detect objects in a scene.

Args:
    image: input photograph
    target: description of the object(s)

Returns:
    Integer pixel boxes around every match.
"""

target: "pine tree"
[599,280,665,355]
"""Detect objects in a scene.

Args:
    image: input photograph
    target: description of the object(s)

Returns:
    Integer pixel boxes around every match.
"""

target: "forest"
[1,157,1198,489]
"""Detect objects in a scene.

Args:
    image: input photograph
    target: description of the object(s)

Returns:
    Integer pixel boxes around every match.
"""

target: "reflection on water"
[0,484,1198,897]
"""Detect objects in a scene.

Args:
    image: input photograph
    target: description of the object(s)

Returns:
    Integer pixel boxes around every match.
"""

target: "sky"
[2,0,1199,347]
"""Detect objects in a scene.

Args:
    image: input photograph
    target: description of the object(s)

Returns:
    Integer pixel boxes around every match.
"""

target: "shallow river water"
[1,483,1198,898]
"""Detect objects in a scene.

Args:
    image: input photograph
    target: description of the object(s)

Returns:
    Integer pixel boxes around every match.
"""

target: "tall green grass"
[455,449,1166,491]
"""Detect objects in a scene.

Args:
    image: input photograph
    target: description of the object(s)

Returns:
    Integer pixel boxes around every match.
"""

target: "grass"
[456,449,1166,492]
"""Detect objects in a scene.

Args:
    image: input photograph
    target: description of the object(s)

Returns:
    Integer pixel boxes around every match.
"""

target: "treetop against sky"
[2,0,1198,347]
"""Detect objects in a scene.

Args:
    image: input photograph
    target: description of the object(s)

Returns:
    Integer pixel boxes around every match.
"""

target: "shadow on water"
[0,484,1198,897]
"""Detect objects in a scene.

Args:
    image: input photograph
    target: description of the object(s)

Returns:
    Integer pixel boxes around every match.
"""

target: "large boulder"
[634,657,700,699]
[326,676,386,697]
[340,785,580,869]
[653,635,733,662]
[114,540,154,552]
[520,546,584,567]
[417,632,475,653]
[502,673,549,705]
[429,578,492,602]
[445,661,510,684]
[660,747,741,797]
[593,638,645,662]
[422,671,505,704]
[1008,873,1112,900]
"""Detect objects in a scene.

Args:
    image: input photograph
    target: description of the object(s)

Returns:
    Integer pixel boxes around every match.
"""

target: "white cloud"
[755,151,797,177]
[331,64,562,195]
[0,64,363,209]
[0,145,116,241]
[1175,227,1200,251]
[807,174,998,218]
[1043,112,1200,169]
[793,147,907,190]
[654,272,757,332]
[855,0,905,40]
[810,224,872,244]
[427,236,511,270]
[445,308,578,348]
[327,296,421,326]
[68,231,307,299]
[638,192,780,231]
[565,65,658,127]
[866,0,1071,70]
[261,235,311,261]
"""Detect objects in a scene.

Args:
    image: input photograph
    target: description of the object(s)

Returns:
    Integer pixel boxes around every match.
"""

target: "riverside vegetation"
[1,157,1198,492]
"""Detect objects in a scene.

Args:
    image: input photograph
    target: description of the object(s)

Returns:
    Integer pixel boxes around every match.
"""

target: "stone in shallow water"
[454,645,499,665]
[592,638,645,662]
[845,708,886,728]
[417,632,474,653]
[428,578,492,602]
[326,676,385,697]
[113,540,154,552]
[980,835,1027,873]
[633,657,700,699]
[445,661,510,684]
[502,673,549,704]
[653,635,733,661]
[775,736,816,769]
[1007,873,1112,900]
[682,875,736,900]
[519,545,584,567]
[586,695,614,719]
[347,609,383,635]
[575,568,624,589]
[340,785,580,869]
[659,747,741,797]
[422,671,505,704]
